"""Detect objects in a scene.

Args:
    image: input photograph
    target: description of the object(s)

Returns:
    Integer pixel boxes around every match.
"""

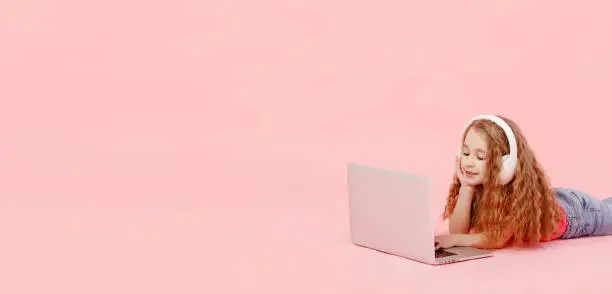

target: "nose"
[462,156,475,167]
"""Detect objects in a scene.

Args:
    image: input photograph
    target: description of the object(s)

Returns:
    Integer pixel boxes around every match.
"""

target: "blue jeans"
[555,187,612,239]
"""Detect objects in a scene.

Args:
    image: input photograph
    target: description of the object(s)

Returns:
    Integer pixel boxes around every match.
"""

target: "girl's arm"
[448,186,475,234]
[455,226,514,249]
[456,233,485,247]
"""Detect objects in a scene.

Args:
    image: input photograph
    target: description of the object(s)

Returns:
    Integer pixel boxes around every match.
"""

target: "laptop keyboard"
[435,248,458,258]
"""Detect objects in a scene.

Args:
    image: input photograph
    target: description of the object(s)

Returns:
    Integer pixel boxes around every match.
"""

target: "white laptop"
[347,163,493,265]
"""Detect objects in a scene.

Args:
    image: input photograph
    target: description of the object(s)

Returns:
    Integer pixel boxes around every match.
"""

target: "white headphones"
[458,114,518,185]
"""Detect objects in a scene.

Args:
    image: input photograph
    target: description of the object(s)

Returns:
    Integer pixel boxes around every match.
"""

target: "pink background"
[1,0,612,293]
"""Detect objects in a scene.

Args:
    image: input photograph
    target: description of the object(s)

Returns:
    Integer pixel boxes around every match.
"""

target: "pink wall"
[1,1,612,207]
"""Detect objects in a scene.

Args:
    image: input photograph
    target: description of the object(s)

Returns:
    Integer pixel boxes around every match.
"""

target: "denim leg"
[555,187,612,239]
[556,188,581,239]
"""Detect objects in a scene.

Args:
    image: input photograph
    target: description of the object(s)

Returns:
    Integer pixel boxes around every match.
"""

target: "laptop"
[347,163,493,265]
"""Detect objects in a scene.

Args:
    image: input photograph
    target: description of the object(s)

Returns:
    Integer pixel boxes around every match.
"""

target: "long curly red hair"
[442,115,564,249]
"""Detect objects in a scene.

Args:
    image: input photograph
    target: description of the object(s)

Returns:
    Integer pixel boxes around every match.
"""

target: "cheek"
[477,162,487,173]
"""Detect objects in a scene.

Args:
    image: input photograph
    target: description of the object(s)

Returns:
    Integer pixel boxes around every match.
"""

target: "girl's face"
[460,128,488,185]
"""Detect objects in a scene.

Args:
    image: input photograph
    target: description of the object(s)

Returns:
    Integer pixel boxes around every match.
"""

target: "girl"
[434,114,612,250]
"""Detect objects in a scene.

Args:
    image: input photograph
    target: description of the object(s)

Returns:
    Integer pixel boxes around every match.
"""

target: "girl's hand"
[435,234,459,250]
[455,158,477,189]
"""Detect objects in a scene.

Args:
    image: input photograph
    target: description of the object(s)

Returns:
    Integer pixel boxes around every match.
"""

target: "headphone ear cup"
[500,154,510,172]
[501,154,511,163]
[500,154,513,184]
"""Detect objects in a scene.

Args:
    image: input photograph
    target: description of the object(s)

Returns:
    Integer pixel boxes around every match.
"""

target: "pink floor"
[3,1,612,292]
[2,195,611,293]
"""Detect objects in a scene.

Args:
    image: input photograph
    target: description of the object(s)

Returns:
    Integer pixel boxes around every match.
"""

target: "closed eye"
[464,152,485,160]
